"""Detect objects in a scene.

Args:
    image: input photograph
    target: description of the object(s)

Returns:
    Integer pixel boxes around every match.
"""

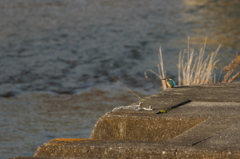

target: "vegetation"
[144,47,167,90]
[177,37,220,86]
[113,37,240,95]
[145,37,240,90]
[222,54,240,83]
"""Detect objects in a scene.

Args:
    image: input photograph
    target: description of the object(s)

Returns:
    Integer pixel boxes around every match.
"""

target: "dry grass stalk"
[177,37,220,86]
[222,54,240,83]
[144,47,167,90]
[108,74,142,100]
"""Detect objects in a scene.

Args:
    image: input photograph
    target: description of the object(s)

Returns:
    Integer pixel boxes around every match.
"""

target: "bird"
[162,78,176,88]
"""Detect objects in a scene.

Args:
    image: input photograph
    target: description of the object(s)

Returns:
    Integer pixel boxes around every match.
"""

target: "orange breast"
[166,81,172,88]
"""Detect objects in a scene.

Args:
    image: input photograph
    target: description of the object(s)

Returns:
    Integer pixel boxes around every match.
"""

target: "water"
[0,90,138,158]
[1,0,240,158]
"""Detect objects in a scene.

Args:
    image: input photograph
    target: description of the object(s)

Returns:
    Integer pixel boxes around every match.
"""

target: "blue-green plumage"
[162,78,176,88]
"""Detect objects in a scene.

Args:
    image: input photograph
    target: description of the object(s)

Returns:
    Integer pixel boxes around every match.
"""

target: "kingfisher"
[162,78,176,88]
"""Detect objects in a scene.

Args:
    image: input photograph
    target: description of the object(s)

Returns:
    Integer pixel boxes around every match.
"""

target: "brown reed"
[144,47,167,90]
[222,54,240,83]
[177,37,220,86]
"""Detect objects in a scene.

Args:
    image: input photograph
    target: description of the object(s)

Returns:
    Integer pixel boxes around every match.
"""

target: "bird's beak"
[161,78,166,80]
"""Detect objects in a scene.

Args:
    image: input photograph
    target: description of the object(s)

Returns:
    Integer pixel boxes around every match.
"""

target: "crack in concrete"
[157,100,192,114]
[171,100,192,109]
[191,136,212,146]
[174,148,178,156]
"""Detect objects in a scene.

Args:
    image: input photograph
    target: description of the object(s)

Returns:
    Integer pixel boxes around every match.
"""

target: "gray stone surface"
[12,83,240,158]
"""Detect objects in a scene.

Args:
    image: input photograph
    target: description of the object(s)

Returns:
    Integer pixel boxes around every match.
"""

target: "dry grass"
[108,74,142,100]
[177,37,221,86]
[144,47,167,90]
[145,37,221,88]
[113,38,239,96]
[222,54,240,83]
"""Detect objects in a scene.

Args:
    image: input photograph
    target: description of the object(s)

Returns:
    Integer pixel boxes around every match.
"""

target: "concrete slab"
[33,138,240,158]
[90,84,240,142]
[14,83,240,158]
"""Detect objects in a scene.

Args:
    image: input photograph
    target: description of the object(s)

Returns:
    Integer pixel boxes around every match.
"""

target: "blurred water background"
[1,0,240,158]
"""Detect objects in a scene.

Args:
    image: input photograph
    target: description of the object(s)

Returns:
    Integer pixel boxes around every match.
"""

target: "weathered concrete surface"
[15,83,240,158]
[32,137,240,158]
[90,83,240,142]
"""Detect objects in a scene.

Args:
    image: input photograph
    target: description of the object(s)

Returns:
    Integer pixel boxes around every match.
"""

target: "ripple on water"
[1,0,240,158]
[0,88,141,158]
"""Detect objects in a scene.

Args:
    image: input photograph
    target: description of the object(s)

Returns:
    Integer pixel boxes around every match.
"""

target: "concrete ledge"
[90,113,206,142]
[33,138,240,158]
[14,83,240,158]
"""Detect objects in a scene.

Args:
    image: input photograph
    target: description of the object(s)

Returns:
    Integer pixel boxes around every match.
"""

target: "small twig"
[144,69,161,79]
[228,71,240,83]
[108,74,142,100]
